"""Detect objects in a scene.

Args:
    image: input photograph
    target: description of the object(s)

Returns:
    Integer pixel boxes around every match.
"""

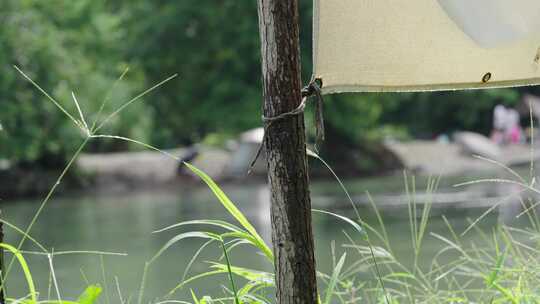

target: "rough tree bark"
[257,1,318,303]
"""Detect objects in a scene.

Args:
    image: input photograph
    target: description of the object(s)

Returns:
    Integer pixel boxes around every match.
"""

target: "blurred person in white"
[506,108,523,144]
[492,104,507,145]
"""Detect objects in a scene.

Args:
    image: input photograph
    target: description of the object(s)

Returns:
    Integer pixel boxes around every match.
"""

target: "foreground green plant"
[2,66,175,302]
[151,153,540,303]
[5,65,540,304]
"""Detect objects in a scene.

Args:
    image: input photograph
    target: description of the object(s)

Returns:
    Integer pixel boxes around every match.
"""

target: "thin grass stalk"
[100,255,111,304]
[137,261,150,304]
[341,229,392,303]
[5,73,180,293]
[471,155,527,184]
[344,222,420,296]
[21,250,127,257]
[0,219,48,253]
[47,250,62,303]
[0,243,36,302]
[529,102,535,185]
[306,149,362,226]
[461,194,519,237]
[500,227,527,264]
[323,253,346,304]
[79,268,91,292]
[528,197,540,233]
[516,197,538,229]
[365,238,390,304]
[115,276,125,304]
[93,74,178,133]
[308,151,392,302]
[404,173,416,263]
[90,67,130,132]
[13,66,80,128]
[182,240,214,282]
[365,192,392,255]
[220,239,240,304]
[2,137,90,292]
[455,178,540,196]
[71,91,89,134]
[48,266,53,300]
[413,176,437,272]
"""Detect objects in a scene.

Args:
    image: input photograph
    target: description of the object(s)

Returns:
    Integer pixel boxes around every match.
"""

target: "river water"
[1,171,531,301]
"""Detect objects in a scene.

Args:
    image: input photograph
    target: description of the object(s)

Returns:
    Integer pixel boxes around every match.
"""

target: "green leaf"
[184,163,273,262]
[0,243,37,303]
[324,253,346,304]
[209,263,274,285]
[154,219,243,234]
[313,210,364,236]
[170,270,227,296]
[486,250,507,287]
[150,231,220,264]
[200,296,214,304]
[492,282,518,304]
[191,289,200,304]
[77,284,102,304]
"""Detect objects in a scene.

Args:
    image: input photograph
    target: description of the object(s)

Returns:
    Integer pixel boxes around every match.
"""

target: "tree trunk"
[256,1,318,303]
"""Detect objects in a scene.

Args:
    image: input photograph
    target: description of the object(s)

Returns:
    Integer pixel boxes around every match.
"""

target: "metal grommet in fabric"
[482,72,492,83]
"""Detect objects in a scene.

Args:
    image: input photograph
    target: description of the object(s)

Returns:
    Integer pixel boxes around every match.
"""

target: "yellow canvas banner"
[313,0,540,93]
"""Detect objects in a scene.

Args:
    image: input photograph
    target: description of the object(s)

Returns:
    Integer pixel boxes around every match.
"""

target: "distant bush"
[0,0,151,166]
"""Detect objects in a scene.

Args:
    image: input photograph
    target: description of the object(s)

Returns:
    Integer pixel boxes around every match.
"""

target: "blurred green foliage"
[0,1,532,167]
[0,0,150,166]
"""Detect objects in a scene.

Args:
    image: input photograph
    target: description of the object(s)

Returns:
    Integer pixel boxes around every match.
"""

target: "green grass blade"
[94,74,178,132]
[153,220,243,234]
[0,243,37,303]
[219,239,240,304]
[13,65,80,129]
[71,91,90,135]
[314,210,390,303]
[149,231,219,264]
[181,239,215,283]
[99,255,110,304]
[324,253,346,304]
[77,285,103,304]
[184,163,273,262]
[4,138,90,291]
[191,289,200,304]
[313,209,364,237]
[0,219,48,253]
[209,263,274,285]
[486,250,507,287]
[90,67,130,132]
[307,149,363,225]
[169,270,227,296]
[90,135,180,161]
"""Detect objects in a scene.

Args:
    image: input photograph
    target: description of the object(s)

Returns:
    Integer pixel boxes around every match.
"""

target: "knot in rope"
[249,78,325,174]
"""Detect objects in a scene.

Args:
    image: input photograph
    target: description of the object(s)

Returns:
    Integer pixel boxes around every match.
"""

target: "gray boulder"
[454,131,501,160]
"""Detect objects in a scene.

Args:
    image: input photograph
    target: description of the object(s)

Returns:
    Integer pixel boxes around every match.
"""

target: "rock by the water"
[225,128,266,177]
[240,128,264,144]
[454,132,501,160]
[77,148,184,190]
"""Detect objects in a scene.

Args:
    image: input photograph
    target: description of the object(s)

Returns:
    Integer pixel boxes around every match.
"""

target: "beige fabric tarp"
[314,0,540,93]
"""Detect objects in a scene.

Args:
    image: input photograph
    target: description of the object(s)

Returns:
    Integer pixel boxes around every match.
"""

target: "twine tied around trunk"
[248,78,325,174]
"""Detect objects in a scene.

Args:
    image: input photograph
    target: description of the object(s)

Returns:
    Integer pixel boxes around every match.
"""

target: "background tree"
[0,0,150,167]
[257,0,318,301]
[0,0,531,172]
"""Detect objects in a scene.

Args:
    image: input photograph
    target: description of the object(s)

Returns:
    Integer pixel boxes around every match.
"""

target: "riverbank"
[386,139,539,175]
[73,138,536,194]
[2,135,537,199]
